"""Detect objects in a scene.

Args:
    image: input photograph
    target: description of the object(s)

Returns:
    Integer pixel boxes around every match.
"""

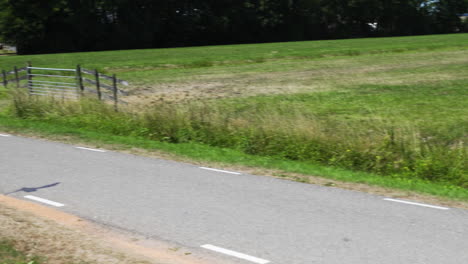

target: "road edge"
[0,194,216,264]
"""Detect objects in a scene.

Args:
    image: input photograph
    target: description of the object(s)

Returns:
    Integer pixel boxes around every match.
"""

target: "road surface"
[1,134,467,264]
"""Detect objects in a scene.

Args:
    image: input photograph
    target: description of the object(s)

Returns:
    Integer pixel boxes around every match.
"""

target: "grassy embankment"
[0,33,467,199]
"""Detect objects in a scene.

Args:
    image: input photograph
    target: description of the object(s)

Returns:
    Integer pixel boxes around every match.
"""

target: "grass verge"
[0,240,41,264]
[8,94,467,188]
[1,114,467,203]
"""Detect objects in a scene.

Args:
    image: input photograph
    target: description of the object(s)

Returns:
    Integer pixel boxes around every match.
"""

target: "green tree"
[1,0,466,54]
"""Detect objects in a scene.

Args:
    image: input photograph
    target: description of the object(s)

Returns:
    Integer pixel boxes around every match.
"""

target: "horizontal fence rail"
[28,67,76,72]
[29,73,77,78]
[4,67,27,75]
[1,62,129,110]
[1,67,27,88]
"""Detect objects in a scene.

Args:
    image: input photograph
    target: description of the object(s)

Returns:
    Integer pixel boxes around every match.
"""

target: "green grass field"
[1,33,467,196]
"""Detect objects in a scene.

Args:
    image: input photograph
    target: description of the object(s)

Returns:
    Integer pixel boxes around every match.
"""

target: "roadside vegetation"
[0,240,41,264]
[0,34,467,199]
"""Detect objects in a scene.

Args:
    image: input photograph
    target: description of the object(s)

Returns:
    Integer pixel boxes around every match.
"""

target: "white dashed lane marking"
[0,134,11,137]
[24,195,65,207]
[76,146,107,152]
[384,198,449,210]
[199,167,241,175]
[201,244,270,264]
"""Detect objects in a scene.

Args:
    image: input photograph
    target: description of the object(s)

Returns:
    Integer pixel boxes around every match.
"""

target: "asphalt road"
[1,134,467,264]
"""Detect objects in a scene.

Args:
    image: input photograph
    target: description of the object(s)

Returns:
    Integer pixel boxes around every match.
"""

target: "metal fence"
[1,62,129,110]
[1,66,28,88]
[27,66,79,99]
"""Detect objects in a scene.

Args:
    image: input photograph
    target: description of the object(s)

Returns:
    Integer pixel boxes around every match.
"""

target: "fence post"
[14,66,19,88]
[2,70,6,88]
[76,64,84,97]
[27,62,32,94]
[112,74,118,111]
[94,69,102,100]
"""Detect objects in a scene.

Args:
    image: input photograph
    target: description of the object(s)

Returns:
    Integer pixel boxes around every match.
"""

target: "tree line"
[1,0,467,55]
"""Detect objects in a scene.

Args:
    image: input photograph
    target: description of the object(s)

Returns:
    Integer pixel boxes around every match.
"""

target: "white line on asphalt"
[0,134,11,137]
[383,198,449,210]
[201,244,270,264]
[76,146,107,152]
[24,195,65,207]
[199,167,241,175]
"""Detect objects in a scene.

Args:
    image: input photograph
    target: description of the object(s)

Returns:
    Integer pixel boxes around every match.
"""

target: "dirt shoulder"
[0,195,213,264]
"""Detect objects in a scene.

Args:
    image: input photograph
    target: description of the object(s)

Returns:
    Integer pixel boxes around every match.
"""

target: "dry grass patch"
[123,49,468,105]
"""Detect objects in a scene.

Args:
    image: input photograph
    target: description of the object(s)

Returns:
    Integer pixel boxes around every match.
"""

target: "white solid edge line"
[201,244,270,264]
[199,167,241,175]
[76,146,106,152]
[384,198,449,210]
[0,133,11,137]
[24,195,65,207]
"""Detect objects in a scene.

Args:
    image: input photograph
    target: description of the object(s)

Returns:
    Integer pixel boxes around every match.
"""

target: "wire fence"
[1,62,129,110]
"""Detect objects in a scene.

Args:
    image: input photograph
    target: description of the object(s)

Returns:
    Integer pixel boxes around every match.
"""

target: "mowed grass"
[1,33,467,195]
[223,81,467,140]
[0,33,467,78]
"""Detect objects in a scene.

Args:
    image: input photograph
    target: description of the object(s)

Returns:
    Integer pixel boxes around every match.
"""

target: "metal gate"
[2,63,129,110]
[27,66,80,99]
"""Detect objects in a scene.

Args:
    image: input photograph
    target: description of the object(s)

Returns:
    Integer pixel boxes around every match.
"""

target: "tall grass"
[10,92,467,188]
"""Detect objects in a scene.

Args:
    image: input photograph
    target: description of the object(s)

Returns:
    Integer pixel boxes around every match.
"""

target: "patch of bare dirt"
[0,195,216,264]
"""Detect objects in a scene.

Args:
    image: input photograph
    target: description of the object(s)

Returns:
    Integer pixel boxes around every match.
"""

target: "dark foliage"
[1,0,467,54]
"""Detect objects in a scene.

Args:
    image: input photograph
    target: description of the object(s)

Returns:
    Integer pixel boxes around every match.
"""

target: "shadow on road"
[4,182,61,195]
